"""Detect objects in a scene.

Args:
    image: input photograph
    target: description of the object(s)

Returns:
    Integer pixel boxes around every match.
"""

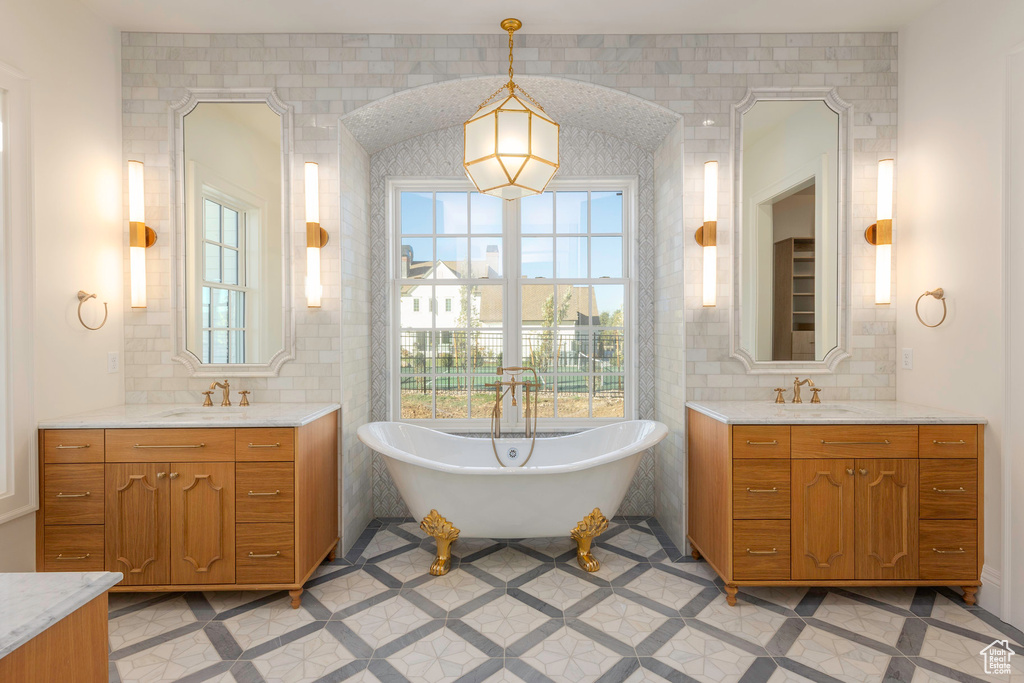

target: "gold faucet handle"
[201,391,214,407]
[810,388,822,404]
[773,388,786,404]
[238,390,250,407]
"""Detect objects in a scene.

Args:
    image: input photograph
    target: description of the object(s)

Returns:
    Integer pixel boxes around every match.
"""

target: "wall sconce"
[127,160,157,308]
[304,162,328,308]
[865,158,894,305]
[695,160,718,307]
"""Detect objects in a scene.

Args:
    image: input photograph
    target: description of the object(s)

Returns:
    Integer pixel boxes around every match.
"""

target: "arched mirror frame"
[168,88,296,377]
[730,87,853,374]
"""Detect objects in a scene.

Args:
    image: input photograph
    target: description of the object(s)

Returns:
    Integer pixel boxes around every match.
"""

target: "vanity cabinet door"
[169,462,235,585]
[791,459,855,580]
[854,459,919,580]
[105,463,170,585]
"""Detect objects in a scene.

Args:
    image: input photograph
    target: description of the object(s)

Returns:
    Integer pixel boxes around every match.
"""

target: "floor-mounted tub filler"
[357,418,668,576]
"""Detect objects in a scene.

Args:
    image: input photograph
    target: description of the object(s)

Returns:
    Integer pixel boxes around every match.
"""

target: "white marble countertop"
[38,402,341,429]
[0,571,122,659]
[686,400,987,425]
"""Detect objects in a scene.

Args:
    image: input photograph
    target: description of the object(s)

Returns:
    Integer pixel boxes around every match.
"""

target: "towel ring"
[77,290,108,331]
[915,288,947,328]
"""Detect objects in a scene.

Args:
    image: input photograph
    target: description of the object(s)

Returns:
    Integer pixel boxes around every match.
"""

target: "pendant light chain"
[507,27,516,93]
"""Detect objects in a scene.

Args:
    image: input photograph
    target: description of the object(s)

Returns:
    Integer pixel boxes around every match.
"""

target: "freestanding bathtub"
[357,420,668,574]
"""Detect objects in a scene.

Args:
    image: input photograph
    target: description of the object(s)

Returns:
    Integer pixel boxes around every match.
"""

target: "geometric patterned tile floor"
[107,517,1024,683]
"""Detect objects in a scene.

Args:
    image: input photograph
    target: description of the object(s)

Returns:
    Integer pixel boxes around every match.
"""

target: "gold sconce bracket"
[864,219,892,246]
[500,17,522,32]
[915,288,948,328]
[129,221,158,248]
[307,222,329,248]
[695,220,717,247]
[76,291,108,331]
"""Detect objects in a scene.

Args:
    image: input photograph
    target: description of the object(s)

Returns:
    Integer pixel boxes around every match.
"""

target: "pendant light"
[463,18,559,200]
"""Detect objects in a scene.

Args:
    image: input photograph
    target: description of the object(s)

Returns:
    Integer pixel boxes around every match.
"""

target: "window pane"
[472,285,502,328]
[401,238,432,279]
[230,330,245,364]
[223,247,239,285]
[592,192,623,233]
[400,376,433,419]
[557,375,590,417]
[521,329,554,373]
[211,329,229,364]
[557,329,589,373]
[436,330,467,376]
[436,192,468,234]
[211,288,229,328]
[436,237,468,279]
[223,208,239,247]
[470,330,503,373]
[557,285,593,326]
[205,243,222,282]
[470,193,502,234]
[401,331,433,374]
[594,376,625,417]
[555,191,587,234]
[521,237,553,278]
[556,236,587,278]
[520,192,553,233]
[204,199,221,241]
[594,330,625,373]
[230,290,245,328]
[400,192,433,234]
[470,377,498,419]
[521,284,555,326]
[471,237,502,278]
[202,330,211,364]
[591,236,623,278]
[592,284,625,323]
[202,287,211,327]
[435,377,468,419]
[435,285,463,327]
[533,376,555,417]
[401,286,432,328]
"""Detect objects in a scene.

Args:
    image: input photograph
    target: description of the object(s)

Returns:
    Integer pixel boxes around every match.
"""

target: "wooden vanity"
[35,404,339,608]
[686,402,985,606]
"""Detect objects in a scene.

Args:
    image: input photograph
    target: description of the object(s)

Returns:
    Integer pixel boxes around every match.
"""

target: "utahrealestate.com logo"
[980,640,1015,675]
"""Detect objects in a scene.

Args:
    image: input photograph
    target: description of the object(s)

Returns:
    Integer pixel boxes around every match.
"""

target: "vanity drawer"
[733,426,791,459]
[919,426,978,459]
[236,463,294,522]
[920,459,977,519]
[236,523,294,584]
[106,428,235,462]
[792,425,918,459]
[43,429,104,463]
[733,460,790,519]
[920,520,978,580]
[235,428,295,462]
[733,520,790,580]
[42,525,105,571]
[43,464,104,525]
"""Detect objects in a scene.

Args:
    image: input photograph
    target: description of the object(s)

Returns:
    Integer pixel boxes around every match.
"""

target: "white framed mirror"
[731,88,852,373]
[169,89,295,377]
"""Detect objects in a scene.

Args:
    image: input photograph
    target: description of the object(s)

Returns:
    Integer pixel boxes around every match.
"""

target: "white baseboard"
[978,564,1003,615]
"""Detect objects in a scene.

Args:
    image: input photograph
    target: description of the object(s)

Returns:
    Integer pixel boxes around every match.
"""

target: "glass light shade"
[128,160,145,224]
[875,243,892,305]
[464,92,559,200]
[128,160,147,308]
[306,246,322,308]
[702,245,717,307]
[130,245,146,308]
[875,158,894,305]
[703,161,718,223]
[876,158,894,221]
[304,162,319,224]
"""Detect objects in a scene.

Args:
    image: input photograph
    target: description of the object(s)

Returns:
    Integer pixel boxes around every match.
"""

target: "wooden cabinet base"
[0,594,108,683]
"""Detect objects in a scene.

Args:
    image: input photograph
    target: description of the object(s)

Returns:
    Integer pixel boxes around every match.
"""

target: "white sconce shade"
[305,162,324,308]
[127,160,151,308]
[873,158,894,305]
[698,160,719,307]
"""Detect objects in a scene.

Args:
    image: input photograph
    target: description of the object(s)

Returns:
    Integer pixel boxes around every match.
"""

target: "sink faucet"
[793,377,814,404]
[210,380,231,407]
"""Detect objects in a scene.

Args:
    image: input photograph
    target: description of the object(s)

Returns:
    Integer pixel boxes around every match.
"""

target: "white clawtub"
[357,420,667,573]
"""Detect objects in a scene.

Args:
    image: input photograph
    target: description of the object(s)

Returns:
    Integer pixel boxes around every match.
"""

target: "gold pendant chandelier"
[463,18,560,200]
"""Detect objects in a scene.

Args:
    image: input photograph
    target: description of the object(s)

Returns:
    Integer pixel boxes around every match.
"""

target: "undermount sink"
[771,404,871,416]
[155,408,246,419]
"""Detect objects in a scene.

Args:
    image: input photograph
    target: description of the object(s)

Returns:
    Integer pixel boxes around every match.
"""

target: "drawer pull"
[933,486,967,494]
[247,490,281,497]
[54,553,91,560]
[746,548,778,555]
[133,443,206,449]
[248,551,281,559]
[745,440,778,446]
[859,468,869,476]
[248,443,281,448]
[820,439,890,446]
[933,439,967,445]
[932,547,966,554]
[55,444,90,449]
[846,468,854,475]
[746,487,778,494]
[55,491,91,498]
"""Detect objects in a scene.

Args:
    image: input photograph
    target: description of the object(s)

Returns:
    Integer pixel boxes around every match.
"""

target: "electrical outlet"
[902,348,913,370]
[107,351,120,374]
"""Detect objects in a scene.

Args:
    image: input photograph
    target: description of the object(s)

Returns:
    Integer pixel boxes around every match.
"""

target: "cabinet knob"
[156,472,166,479]
[846,468,854,475]
[169,472,179,480]
[859,468,869,476]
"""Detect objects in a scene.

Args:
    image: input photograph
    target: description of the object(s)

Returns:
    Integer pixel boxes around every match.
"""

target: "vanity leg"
[725,584,739,607]
[420,509,460,576]
[962,585,978,606]
[571,508,610,572]
[691,548,702,561]
[327,546,337,562]
[288,589,303,609]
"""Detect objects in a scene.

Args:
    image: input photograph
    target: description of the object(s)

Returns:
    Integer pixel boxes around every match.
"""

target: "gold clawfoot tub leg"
[570,508,609,572]
[420,509,460,576]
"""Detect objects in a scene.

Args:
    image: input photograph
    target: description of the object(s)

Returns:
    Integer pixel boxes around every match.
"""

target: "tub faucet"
[792,377,814,404]
[210,380,231,407]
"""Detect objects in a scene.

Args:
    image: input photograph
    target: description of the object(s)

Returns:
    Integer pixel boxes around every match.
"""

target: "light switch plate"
[901,348,913,370]
[107,351,120,374]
